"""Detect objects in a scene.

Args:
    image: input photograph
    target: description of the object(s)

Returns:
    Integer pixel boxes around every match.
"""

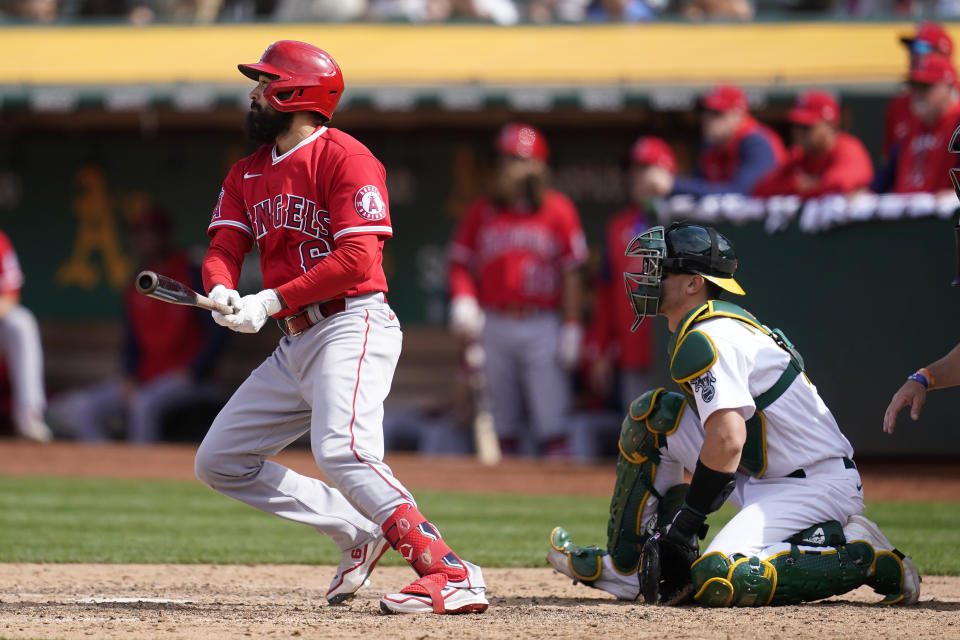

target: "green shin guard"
[691,542,876,607]
[766,542,874,605]
[607,388,688,574]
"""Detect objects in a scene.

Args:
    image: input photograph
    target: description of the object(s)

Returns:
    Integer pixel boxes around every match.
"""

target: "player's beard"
[492,163,548,212]
[244,102,293,144]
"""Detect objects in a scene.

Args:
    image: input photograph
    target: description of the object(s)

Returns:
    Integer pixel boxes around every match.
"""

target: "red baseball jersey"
[884,91,914,158]
[586,206,655,371]
[0,230,24,295]
[448,190,587,310]
[892,101,960,193]
[125,252,205,383]
[208,126,392,315]
[751,132,874,198]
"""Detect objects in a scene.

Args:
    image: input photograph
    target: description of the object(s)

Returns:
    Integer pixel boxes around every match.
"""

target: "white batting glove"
[450,296,484,339]
[209,284,243,328]
[220,289,282,334]
[558,322,583,370]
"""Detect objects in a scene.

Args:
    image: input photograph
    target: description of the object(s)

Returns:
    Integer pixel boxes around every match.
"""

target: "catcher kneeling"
[548,223,919,607]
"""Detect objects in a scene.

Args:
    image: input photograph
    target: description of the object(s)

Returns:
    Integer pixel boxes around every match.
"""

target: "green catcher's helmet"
[623,222,745,330]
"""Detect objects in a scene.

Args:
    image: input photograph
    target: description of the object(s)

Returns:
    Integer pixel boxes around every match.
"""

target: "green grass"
[0,476,956,574]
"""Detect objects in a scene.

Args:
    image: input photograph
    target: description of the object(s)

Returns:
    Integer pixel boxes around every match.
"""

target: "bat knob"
[135,270,159,295]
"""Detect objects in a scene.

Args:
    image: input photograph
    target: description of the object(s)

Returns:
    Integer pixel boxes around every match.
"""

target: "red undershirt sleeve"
[202,227,251,293]
[276,234,379,311]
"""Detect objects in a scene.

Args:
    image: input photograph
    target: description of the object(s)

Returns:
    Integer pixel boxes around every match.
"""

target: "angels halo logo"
[355,185,387,221]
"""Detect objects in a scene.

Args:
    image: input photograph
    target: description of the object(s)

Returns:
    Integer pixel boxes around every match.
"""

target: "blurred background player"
[0,228,52,442]
[752,90,873,198]
[873,55,960,195]
[448,123,588,457]
[672,84,785,197]
[885,22,954,160]
[570,136,673,461]
[584,136,672,411]
[50,209,228,443]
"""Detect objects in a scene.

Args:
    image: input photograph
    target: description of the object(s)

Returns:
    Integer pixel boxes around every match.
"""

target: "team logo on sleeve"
[211,188,224,219]
[354,185,387,221]
[691,371,717,403]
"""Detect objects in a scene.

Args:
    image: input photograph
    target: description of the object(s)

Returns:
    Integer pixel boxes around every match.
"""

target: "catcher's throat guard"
[623,226,667,331]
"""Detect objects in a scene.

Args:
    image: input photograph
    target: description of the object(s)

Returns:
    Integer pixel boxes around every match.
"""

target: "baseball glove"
[639,519,704,606]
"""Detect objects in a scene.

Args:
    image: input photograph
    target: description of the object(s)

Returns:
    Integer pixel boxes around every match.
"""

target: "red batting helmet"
[239,40,344,120]
[496,123,549,161]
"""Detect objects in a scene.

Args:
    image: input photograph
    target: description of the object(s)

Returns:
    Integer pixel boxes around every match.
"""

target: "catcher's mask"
[623,223,745,330]
[950,124,960,201]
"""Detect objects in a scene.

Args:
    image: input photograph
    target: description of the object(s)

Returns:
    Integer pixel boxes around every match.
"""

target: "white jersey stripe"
[333,225,393,240]
[209,219,255,237]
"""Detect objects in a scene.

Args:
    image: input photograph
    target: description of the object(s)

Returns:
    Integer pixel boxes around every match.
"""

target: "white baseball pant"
[194,293,414,551]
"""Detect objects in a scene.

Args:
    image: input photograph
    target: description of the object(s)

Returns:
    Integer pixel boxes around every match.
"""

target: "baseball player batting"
[193,40,488,615]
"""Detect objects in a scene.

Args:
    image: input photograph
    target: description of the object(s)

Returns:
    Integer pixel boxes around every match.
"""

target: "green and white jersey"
[670,303,854,479]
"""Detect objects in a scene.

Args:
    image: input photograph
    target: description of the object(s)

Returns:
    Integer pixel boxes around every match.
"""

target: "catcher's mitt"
[639,526,701,606]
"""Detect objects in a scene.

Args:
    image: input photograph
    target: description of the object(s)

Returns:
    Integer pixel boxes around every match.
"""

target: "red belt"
[277,299,347,337]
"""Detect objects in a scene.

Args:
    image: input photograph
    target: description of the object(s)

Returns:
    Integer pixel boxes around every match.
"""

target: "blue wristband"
[908,372,930,389]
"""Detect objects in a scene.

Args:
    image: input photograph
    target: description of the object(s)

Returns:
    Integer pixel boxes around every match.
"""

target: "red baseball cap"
[788,91,840,126]
[496,123,549,161]
[701,84,748,113]
[909,54,957,85]
[901,21,954,57]
[629,137,677,174]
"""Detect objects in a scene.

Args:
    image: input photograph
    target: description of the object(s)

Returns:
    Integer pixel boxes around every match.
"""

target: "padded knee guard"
[607,388,688,573]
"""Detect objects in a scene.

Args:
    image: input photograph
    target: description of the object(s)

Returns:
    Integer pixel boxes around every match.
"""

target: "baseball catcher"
[548,223,920,607]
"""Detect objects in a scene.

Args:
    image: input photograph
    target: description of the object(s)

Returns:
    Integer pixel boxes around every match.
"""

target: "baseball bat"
[953,222,960,287]
[135,270,238,315]
[463,341,502,466]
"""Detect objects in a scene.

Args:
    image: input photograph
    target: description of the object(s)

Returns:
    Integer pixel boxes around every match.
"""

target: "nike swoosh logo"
[856,484,863,491]
[243,172,262,179]
[388,312,396,320]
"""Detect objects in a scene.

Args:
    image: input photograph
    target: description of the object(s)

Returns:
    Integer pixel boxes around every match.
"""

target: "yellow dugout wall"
[2,22,957,87]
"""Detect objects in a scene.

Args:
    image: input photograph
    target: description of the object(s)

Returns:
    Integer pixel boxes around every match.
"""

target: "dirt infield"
[1,441,958,640]
[1,564,958,640]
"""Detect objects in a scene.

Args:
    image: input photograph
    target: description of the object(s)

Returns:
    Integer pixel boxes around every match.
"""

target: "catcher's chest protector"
[666,301,806,477]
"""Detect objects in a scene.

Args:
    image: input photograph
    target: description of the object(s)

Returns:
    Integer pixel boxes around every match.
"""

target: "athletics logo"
[354,185,387,221]
[691,371,717,403]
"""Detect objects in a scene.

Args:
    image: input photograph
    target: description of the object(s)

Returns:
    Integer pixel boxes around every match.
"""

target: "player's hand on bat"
[882,379,927,434]
[220,289,282,334]
[209,285,243,328]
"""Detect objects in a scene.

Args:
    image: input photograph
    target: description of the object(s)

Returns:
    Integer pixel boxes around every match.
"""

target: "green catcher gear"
[623,222,745,330]
[689,520,913,607]
[608,388,690,573]
[667,300,806,477]
[547,388,690,597]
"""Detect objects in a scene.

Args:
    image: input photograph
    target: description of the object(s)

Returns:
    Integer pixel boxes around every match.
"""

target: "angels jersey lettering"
[449,190,587,309]
[207,126,392,301]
